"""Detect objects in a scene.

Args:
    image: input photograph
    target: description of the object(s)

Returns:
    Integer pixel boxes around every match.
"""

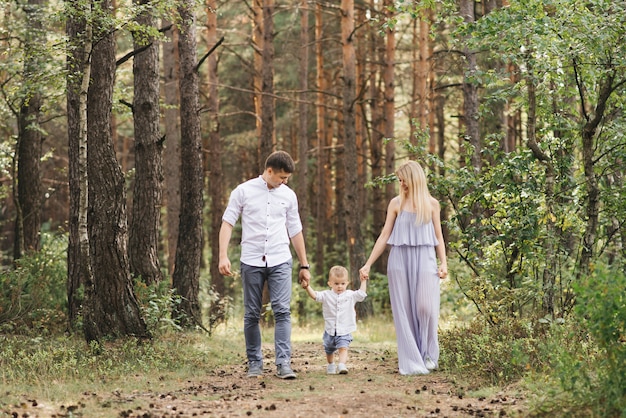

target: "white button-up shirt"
[222,176,302,268]
[314,289,367,336]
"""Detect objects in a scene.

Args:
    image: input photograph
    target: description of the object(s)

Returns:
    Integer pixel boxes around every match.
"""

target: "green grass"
[0,329,237,405]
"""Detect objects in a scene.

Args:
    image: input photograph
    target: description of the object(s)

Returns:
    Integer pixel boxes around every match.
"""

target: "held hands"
[359,264,371,280]
[298,268,311,289]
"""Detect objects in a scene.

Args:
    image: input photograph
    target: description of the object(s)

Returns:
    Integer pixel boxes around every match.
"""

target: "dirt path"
[4,341,527,417]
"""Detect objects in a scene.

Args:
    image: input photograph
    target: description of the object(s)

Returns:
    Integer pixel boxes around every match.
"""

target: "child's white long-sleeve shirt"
[313,289,367,336]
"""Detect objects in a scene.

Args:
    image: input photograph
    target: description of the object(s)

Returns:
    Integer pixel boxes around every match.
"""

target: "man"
[218,150,311,379]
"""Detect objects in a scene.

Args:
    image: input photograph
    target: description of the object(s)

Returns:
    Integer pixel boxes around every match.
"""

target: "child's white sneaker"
[326,363,337,374]
[337,363,348,374]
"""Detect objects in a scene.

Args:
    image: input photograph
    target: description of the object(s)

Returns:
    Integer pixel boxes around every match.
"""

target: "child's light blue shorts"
[323,331,353,354]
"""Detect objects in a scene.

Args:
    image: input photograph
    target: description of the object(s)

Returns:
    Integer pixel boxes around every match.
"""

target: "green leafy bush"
[527,265,625,416]
[0,232,67,334]
[134,278,184,335]
[440,317,543,386]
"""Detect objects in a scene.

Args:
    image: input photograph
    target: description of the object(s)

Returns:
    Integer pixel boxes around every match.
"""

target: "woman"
[359,161,447,375]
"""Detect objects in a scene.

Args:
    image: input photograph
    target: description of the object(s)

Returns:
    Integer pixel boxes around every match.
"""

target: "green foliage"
[0,331,233,387]
[0,231,67,334]
[204,283,235,335]
[134,279,184,336]
[427,0,626,326]
[422,138,580,321]
[440,318,543,386]
[527,265,626,416]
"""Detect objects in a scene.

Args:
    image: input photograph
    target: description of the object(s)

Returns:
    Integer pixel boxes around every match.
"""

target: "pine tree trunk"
[383,0,395,201]
[460,0,481,172]
[129,0,163,285]
[341,0,371,318]
[14,0,45,260]
[162,20,181,276]
[368,0,385,272]
[252,0,263,168]
[297,0,309,237]
[84,0,148,342]
[172,0,204,328]
[314,2,327,273]
[259,0,275,163]
[66,1,90,330]
[206,0,226,331]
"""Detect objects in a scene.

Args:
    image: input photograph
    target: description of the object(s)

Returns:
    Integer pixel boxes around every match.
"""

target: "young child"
[303,265,367,374]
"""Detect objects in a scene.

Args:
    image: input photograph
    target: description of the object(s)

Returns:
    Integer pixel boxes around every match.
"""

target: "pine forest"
[0,0,625,416]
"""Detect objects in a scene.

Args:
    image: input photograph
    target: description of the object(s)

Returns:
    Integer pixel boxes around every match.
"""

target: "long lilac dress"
[387,210,440,375]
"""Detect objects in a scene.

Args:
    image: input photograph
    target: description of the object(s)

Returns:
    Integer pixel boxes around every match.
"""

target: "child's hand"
[299,276,309,289]
[359,265,370,280]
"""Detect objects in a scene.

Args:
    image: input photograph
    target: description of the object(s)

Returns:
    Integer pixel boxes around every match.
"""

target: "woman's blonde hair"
[396,161,432,225]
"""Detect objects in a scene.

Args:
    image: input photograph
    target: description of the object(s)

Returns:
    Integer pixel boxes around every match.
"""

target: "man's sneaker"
[326,363,337,375]
[425,357,437,371]
[276,363,296,379]
[337,363,348,374]
[247,362,263,378]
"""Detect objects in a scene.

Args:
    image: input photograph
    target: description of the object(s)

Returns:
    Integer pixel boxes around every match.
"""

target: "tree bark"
[172,0,204,328]
[579,73,615,278]
[84,0,148,342]
[206,0,226,331]
[15,0,45,260]
[314,1,327,273]
[252,0,264,168]
[460,0,481,172]
[355,4,367,214]
[129,0,163,285]
[367,0,386,274]
[341,0,371,318]
[259,0,276,164]
[297,0,309,237]
[161,20,181,276]
[66,1,91,330]
[383,0,395,201]
[525,69,556,316]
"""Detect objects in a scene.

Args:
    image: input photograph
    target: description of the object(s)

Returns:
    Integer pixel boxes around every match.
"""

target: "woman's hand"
[438,263,448,279]
[359,264,371,280]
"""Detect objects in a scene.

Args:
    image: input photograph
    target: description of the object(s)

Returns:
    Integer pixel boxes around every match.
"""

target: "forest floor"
[2,340,529,418]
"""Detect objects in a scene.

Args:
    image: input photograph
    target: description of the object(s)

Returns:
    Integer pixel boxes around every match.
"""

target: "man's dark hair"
[265,150,295,173]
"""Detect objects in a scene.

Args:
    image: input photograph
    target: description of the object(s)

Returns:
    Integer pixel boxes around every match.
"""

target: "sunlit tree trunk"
[173,0,204,327]
[252,0,263,166]
[355,4,367,211]
[411,10,434,153]
[129,0,163,285]
[84,0,148,342]
[66,0,92,330]
[314,1,327,273]
[206,0,226,331]
[162,20,181,276]
[341,0,371,317]
[383,0,395,201]
[504,63,521,153]
[259,0,276,163]
[297,0,309,237]
[368,0,384,239]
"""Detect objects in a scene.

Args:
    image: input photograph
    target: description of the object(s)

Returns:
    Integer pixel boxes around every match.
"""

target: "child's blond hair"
[329,265,349,280]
